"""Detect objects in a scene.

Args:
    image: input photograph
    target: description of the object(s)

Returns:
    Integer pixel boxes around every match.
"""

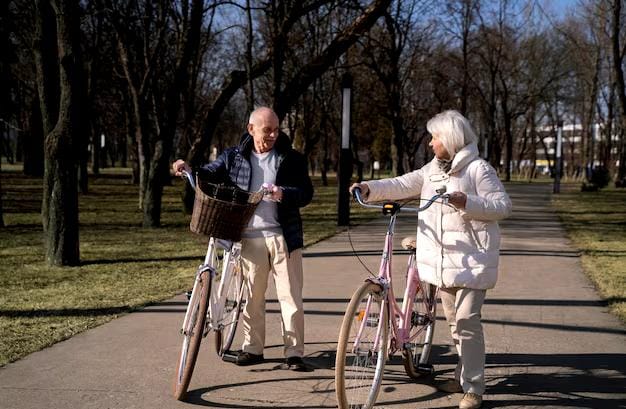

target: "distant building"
[532,123,620,177]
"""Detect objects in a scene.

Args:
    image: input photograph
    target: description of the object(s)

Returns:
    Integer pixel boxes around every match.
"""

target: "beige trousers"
[440,287,487,395]
[240,235,304,358]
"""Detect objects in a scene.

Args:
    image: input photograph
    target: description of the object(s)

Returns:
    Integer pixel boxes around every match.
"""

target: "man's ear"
[247,123,254,134]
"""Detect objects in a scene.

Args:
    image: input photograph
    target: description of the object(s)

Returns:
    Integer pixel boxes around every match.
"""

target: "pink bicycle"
[335,187,449,409]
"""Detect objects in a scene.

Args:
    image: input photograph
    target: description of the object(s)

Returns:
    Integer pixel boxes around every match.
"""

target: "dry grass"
[551,184,626,323]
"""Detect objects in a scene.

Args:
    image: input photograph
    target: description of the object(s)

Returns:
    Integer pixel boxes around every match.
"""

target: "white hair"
[248,107,278,125]
[426,110,478,158]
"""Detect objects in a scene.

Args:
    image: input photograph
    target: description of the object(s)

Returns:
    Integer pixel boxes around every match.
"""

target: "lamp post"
[337,73,353,226]
[553,121,563,194]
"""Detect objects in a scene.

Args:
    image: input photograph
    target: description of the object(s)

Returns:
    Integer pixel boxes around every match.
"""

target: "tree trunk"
[37,0,87,266]
[0,125,4,227]
[143,139,168,227]
[603,81,615,169]
[34,0,59,136]
[390,118,406,176]
[23,97,45,176]
[116,35,149,208]
[142,0,204,227]
[528,103,537,181]
[245,0,255,112]
[612,0,626,180]
[91,123,100,175]
[500,78,512,181]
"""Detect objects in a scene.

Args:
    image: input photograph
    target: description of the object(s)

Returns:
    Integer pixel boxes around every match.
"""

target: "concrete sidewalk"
[0,183,625,409]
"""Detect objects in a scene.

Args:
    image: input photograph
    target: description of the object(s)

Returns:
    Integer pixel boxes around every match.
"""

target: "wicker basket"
[190,178,263,242]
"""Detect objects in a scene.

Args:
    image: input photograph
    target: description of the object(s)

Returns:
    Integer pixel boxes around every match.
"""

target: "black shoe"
[283,356,309,372]
[235,352,264,366]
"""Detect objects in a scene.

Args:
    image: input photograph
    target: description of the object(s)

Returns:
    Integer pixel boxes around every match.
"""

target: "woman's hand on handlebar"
[447,191,467,209]
[172,159,191,177]
[349,183,369,198]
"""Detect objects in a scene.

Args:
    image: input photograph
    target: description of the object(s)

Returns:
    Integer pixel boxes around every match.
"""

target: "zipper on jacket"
[438,201,444,287]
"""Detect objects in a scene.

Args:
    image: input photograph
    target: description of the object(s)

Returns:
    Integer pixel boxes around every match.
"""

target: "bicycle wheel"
[173,269,211,401]
[335,281,389,409]
[402,281,437,379]
[214,263,244,355]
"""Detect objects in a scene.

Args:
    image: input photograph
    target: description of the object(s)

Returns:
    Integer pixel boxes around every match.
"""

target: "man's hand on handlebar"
[349,183,369,198]
[261,183,283,202]
[172,159,192,177]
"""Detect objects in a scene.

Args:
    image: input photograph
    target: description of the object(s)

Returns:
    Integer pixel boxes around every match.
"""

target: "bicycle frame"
[207,239,243,333]
[181,237,241,337]
[179,170,248,336]
[352,189,445,359]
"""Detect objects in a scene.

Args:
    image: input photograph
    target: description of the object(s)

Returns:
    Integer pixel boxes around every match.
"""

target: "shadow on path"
[179,351,626,408]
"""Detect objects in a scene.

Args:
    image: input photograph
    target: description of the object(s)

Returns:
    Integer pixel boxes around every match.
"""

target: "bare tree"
[358,0,435,175]
[34,0,87,265]
[445,0,479,115]
[142,0,205,227]
[611,0,626,182]
[186,0,393,169]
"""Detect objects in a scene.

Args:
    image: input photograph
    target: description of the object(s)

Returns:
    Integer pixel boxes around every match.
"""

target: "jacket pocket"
[466,222,487,252]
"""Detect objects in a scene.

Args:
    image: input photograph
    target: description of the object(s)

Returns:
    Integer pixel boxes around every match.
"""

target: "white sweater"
[364,143,512,290]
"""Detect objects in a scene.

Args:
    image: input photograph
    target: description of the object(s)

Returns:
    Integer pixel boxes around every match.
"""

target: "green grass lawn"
[0,167,374,366]
[551,184,626,323]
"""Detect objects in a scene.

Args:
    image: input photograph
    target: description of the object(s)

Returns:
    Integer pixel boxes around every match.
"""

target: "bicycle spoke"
[403,282,437,378]
[336,282,388,409]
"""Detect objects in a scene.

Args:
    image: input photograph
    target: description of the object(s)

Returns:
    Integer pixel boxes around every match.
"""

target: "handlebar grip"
[181,170,196,191]
[352,187,365,205]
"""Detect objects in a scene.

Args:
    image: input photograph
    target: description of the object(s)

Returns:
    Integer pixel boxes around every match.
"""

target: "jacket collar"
[427,142,479,177]
[238,131,292,156]
[449,142,479,174]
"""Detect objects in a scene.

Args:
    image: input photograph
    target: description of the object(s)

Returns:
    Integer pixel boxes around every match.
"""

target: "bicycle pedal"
[221,351,238,363]
[416,363,434,375]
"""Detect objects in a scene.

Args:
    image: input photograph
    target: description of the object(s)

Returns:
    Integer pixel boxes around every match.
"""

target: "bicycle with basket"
[173,171,264,401]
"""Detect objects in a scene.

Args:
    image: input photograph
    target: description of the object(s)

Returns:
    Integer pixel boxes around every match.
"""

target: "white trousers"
[440,287,487,395]
[240,235,304,358]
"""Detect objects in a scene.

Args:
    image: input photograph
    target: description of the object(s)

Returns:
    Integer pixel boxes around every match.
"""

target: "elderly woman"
[350,110,511,409]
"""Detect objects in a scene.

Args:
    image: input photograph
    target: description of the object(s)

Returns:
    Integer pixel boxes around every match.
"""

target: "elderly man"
[173,107,313,371]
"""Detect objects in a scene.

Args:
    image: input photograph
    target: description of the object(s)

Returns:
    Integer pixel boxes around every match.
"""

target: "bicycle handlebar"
[352,186,449,213]
[181,169,274,198]
[181,170,196,191]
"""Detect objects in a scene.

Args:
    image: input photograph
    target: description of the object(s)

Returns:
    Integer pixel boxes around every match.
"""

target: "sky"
[544,0,580,18]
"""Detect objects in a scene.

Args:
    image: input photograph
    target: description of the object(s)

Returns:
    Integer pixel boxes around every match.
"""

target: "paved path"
[1,183,625,409]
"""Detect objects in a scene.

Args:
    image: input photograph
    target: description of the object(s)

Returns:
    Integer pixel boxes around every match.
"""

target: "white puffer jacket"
[364,143,512,290]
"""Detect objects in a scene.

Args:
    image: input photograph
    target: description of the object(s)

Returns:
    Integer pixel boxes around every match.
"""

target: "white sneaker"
[459,392,482,409]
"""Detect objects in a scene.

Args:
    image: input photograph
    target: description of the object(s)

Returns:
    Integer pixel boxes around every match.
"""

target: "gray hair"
[426,110,477,158]
[248,106,278,125]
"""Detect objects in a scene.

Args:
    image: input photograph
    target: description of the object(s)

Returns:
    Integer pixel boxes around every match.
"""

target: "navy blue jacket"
[197,132,313,253]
